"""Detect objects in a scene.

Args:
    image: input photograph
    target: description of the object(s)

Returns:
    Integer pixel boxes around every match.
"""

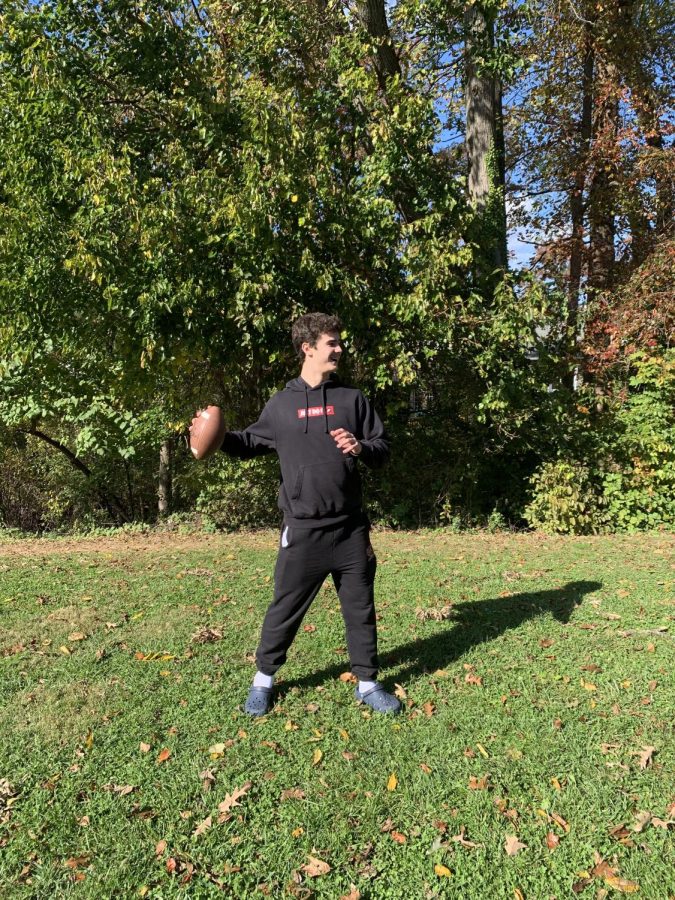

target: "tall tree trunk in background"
[605,0,673,238]
[354,0,402,86]
[158,438,172,518]
[464,2,507,274]
[587,55,619,296]
[568,22,594,337]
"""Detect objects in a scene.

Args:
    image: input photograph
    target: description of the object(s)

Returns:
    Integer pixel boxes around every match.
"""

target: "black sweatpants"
[255,517,378,680]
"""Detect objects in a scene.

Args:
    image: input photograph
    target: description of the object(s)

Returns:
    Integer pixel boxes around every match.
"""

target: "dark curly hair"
[291,312,343,358]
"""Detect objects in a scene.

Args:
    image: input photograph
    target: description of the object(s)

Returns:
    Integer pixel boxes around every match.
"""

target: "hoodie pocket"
[290,459,360,518]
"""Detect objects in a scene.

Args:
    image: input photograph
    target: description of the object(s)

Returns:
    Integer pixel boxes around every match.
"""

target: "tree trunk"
[587,56,619,296]
[568,23,594,336]
[158,438,172,518]
[464,2,507,272]
[354,0,401,87]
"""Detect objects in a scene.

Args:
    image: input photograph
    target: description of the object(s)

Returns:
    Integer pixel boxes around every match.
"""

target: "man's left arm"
[354,393,390,469]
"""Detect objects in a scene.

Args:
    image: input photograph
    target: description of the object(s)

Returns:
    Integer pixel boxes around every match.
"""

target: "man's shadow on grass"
[279,580,602,694]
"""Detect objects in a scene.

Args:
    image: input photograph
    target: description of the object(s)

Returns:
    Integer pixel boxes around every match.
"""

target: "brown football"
[189,406,226,460]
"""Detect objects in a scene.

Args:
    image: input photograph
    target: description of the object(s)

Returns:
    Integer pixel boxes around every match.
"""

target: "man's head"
[292,312,344,383]
[292,312,343,359]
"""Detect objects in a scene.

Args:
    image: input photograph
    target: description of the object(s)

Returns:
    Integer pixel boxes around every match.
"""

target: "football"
[189,406,226,460]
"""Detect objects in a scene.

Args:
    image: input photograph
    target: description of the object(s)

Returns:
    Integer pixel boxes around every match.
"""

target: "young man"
[220,312,401,716]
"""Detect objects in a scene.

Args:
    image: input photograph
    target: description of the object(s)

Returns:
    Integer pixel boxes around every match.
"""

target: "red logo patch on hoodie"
[298,405,334,419]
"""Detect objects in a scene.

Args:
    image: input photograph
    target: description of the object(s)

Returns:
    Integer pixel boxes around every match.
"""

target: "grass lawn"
[1,529,674,899]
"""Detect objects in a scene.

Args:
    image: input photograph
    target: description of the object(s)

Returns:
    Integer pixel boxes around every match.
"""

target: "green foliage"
[194,455,281,530]
[525,351,675,534]
[524,460,605,534]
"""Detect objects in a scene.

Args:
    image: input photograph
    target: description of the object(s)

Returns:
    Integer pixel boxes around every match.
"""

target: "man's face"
[303,331,343,373]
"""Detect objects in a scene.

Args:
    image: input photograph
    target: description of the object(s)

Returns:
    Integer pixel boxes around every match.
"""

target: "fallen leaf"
[550,811,570,834]
[465,673,483,686]
[193,815,212,837]
[632,810,652,833]
[301,855,331,877]
[113,784,135,796]
[139,742,151,753]
[339,887,360,900]
[638,745,655,769]
[166,857,177,873]
[591,856,617,879]
[546,831,559,850]
[540,638,554,648]
[394,683,407,700]
[468,774,489,790]
[68,632,86,642]
[504,835,527,856]
[387,773,397,791]
[312,749,323,767]
[77,815,90,827]
[64,855,90,869]
[155,840,167,856]
[450,826,480,849]
[476,743,489,758]
[217,782,252,819]
[339,672,357,684]
[550,777,562,791]
[604,876,640,893]
[342,751,356,761]
[303,624,317,633]
[292,827,304,838]
[209,742,226,757]
[390,831,406,844]
[420,763,432,774]
[156,748,172,764]
[339,729,350,741]
[434,864,452,877]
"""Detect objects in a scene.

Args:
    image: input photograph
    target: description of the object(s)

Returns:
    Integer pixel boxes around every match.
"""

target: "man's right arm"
[220,399,277,459]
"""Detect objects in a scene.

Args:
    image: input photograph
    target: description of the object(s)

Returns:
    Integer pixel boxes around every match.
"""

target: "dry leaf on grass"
[387,773,397,791]
[193,815,212,837]
[155,840,167,857]
[504,835,527,856]
[434,864,452,877]
[390,831,406,844]
[191,626,223,644]
[339,672,357,684]
[156,748,172,764]
[468,774,490,790]
[301,855,331,877]
[546,831,560,850]
[280,788,305,802]
[638,745,655,769]
[217,782,252,820]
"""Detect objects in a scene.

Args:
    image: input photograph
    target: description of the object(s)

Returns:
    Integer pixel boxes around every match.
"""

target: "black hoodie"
[221,376,389,527]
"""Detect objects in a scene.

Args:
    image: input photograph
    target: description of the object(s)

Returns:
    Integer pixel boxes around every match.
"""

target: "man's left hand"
[330,428,362,456]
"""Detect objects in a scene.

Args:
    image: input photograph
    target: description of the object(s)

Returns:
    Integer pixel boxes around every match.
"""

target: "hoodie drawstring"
[322,383,329,433]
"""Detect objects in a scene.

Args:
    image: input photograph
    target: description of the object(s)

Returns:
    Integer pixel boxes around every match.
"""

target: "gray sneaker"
[354,684,402,714]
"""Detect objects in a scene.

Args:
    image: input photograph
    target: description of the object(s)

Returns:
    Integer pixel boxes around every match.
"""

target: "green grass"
[1,530,674,899]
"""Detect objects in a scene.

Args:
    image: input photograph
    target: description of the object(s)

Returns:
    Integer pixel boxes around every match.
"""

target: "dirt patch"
[0,531,278,558]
